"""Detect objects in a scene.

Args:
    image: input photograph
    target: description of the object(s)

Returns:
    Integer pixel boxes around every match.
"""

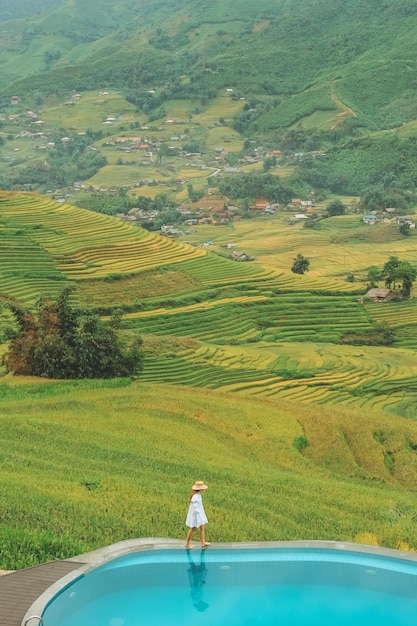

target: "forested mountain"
[2,0,417,132]
[0,0,61,20]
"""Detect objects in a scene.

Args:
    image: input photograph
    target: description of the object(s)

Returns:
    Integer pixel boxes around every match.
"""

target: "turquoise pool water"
[42,548,417,625]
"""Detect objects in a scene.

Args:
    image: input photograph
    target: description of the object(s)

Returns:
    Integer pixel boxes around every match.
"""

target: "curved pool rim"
[22,538,417,625]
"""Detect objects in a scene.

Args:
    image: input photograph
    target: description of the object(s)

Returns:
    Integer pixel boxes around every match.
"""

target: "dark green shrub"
[294,435,309,452]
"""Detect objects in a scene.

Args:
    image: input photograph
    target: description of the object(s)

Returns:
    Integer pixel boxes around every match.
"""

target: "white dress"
[186,493,208,528]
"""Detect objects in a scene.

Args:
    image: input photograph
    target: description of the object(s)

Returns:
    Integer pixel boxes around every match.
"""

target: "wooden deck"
[0,560,85,626]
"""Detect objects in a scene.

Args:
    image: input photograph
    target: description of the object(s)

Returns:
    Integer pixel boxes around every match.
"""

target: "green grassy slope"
[0,379,417,569]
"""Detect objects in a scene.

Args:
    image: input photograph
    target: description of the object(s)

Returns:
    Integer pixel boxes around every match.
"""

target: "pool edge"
[21,538,417,625]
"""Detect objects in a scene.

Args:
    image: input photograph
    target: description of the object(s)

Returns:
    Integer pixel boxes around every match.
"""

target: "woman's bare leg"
[186,527,195,548]
[199,525,210,547]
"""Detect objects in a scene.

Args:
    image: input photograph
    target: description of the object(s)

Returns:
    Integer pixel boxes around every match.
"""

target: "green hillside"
[1,379,417,569]
[2,0,417,204]
[0,0,61,20]
[2,0,417,132]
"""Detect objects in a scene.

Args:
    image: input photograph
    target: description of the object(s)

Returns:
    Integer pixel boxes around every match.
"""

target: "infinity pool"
[41,546,417,626]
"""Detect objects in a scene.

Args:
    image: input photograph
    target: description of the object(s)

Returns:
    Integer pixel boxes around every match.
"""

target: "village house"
[251,198,269,211]
[364,288,394,302]
[115,137,142,143]
[240,156,261,164]
[207,187,221,196]
[121,214,137,222]
[232,251,255,262]
[397,216,416,228]
[363,215,377,225]
[161,225,183,237]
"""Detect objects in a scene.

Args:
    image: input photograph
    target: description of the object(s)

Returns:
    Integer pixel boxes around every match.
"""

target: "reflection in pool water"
[42,548,417,626]
[187,548,209,612]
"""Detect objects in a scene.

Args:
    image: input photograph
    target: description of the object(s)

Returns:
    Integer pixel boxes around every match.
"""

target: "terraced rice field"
[189,214,415,282]
[123,292,370,343]
[0,192,206,289]
[140,339,417,417]
[2,191,417,419]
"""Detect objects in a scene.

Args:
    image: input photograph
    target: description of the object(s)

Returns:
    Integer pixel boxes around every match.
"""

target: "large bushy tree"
[326,200,346,217]
[219,172,294,205]
[291,253,310,275]
[3,288,143,379]
[381,256,416,297]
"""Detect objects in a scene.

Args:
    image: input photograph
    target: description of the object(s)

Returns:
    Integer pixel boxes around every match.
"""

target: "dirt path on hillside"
[331,93,356,128]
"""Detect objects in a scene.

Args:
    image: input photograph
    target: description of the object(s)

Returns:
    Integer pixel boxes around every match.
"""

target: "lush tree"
[3,288,143,379]
[381,256,416,297]
[219,172,294,205]
[291,253,310,274]
[187,183,205,203]
[397,261,417,297]
[326,199,346,217]
[381,256,401,290]
[399,222,411,236]
[263,156,276,172]
[367,265,381,287]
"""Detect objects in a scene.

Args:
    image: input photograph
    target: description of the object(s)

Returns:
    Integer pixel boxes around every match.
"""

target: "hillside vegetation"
[2,0,417,205]
[1,379,417,569]
[2,0,417,132]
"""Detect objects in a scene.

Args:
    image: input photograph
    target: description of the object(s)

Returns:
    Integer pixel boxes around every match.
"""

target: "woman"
[185,480,210,548]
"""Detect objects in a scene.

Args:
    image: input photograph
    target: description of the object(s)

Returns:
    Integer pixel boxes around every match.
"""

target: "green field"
[42,91,141,131]
[1,379,417,569]
[2,190,417,568]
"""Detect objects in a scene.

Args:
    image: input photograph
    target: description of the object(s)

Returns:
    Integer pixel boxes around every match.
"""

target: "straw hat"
[192,480,208,490]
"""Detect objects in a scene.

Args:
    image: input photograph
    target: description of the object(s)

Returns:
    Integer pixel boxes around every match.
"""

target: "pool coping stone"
[22,538,417,625]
